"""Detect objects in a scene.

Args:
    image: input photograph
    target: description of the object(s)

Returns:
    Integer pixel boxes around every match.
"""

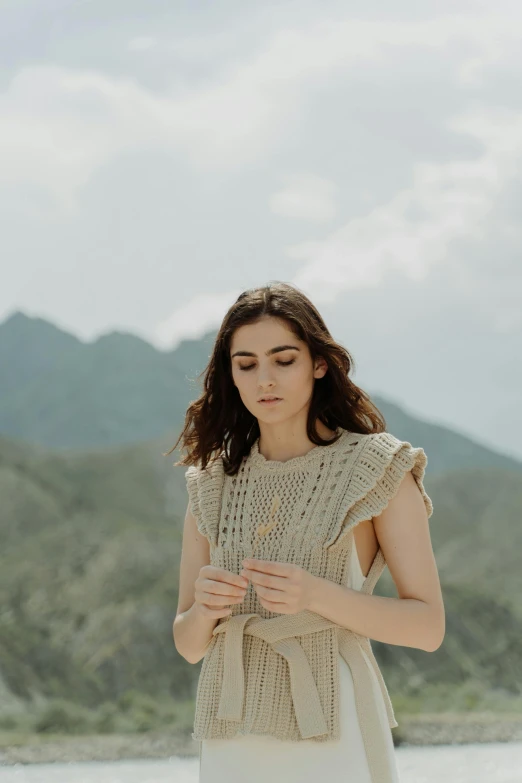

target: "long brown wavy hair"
[164,281,386,475]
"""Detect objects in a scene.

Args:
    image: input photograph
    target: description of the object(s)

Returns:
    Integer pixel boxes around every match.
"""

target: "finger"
[204,591,245,606]
[254,583,286,603]
[243,570,286,590]
[259,593,287,608]
[242,559,291,576]
[210,567,249,589]
[206,579,248,597]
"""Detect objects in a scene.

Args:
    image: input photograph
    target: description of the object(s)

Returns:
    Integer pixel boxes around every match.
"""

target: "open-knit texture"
[185,428,433,783]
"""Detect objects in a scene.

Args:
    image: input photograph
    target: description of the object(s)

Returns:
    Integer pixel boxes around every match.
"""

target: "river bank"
[1,713,522,764]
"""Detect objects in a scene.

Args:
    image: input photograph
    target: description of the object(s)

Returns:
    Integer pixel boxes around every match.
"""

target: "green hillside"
[1,428,521,736]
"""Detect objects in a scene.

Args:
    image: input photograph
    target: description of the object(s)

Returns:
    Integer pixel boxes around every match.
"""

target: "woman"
[169,281,444,783]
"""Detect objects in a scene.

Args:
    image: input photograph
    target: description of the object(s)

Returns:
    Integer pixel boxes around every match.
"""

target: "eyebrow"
[230,344,301,359]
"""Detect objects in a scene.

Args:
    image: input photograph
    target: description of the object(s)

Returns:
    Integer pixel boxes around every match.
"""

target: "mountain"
[0,311,206,451]
[1,312,520,477]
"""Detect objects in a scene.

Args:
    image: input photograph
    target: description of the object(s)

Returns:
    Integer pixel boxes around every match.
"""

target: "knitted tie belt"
[212,608,398,783]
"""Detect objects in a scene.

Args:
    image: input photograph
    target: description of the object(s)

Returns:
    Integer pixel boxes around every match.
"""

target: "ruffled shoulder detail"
[323,431,433,550]
[185,456,225,548]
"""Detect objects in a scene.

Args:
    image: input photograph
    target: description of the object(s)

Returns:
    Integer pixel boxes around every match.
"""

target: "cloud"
[127,36,157,52]
[287,107,522,316]
[2,10,522,211]
[269,174,338,222]
[1,3,521,459]
[155,289,242,349]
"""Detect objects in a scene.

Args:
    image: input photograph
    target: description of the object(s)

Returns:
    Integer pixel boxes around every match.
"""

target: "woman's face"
[229,316,328,424]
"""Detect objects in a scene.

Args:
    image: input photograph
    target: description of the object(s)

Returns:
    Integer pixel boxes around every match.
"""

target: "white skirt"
[199,539,400,782]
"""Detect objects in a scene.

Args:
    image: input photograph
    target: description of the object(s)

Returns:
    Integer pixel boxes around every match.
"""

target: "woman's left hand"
[240,558,318,614]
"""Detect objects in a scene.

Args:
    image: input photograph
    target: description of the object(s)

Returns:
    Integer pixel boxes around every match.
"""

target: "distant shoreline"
[1,714,522,765]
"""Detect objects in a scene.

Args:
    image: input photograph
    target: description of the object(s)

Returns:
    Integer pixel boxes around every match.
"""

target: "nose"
[258,376,276,390]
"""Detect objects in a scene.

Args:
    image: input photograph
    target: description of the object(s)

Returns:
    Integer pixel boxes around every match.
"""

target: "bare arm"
[308,470,445,652]
[173,501,248,664]
[173,502,219,664]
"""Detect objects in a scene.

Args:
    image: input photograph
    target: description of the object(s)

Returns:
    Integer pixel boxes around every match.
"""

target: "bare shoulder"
[372,467,442,609]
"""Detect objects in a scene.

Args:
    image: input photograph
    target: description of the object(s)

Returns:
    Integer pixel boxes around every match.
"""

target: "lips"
[259,397,281,402]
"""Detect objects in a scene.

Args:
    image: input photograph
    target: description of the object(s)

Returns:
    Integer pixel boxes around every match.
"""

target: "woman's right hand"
[194,565,249,618]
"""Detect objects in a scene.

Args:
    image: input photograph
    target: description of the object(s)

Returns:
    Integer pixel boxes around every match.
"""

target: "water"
[1,743,522,783]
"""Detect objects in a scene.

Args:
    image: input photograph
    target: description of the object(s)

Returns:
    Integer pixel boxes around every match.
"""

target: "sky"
[1,0,521,459]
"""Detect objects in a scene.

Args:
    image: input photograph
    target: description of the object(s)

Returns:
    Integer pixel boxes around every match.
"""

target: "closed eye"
[239,359,295,371]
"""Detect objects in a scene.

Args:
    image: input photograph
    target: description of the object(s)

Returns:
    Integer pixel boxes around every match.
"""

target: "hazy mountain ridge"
[2,311,520,472]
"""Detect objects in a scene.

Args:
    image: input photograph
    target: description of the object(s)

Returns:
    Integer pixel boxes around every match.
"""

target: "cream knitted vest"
[185,428,433,783]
